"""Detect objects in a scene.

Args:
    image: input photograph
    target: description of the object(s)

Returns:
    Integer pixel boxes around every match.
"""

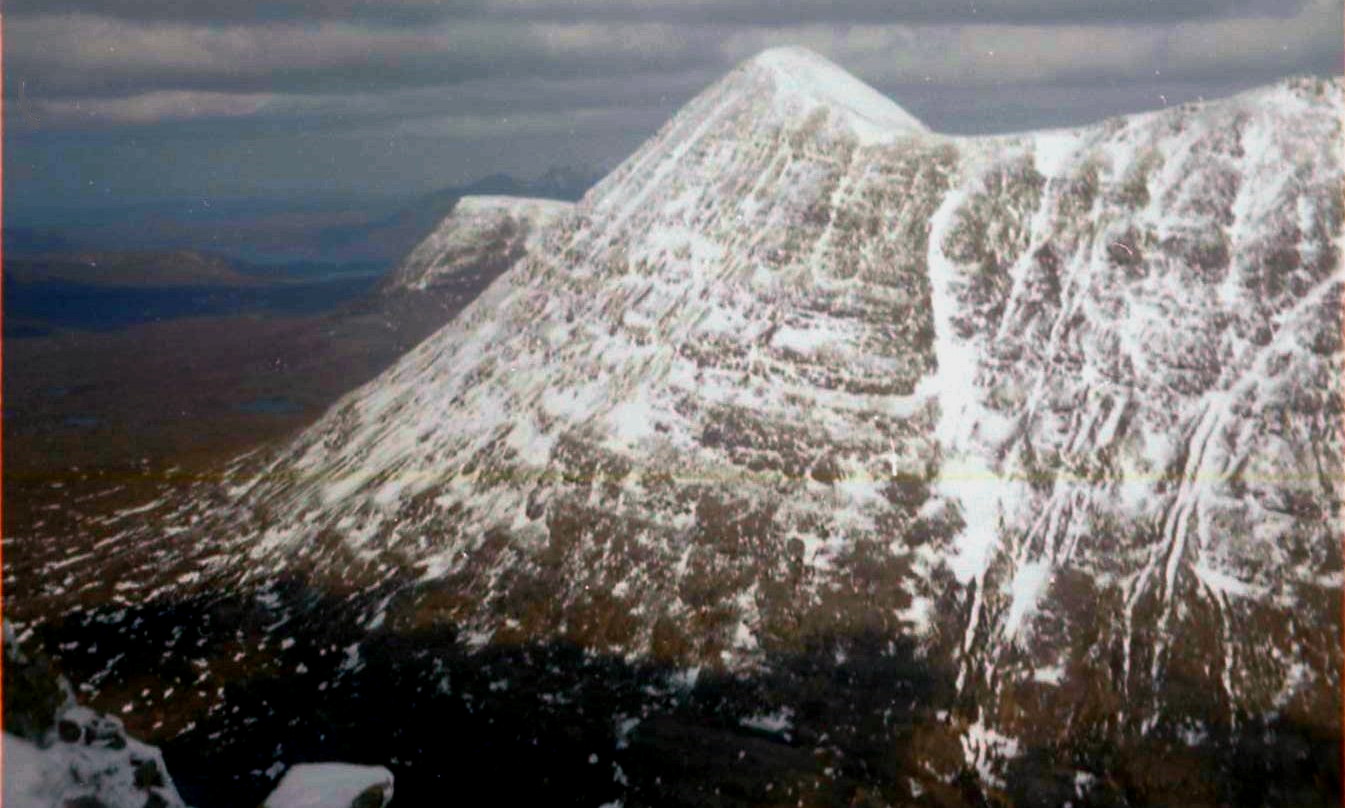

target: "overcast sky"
[7,0,1342,213]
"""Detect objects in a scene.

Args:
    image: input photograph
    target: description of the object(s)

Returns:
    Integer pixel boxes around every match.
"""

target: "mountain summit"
[585,45,933,239]
[733,46,928,139]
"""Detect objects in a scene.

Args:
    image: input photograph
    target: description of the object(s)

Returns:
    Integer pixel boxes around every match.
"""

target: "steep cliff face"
[16,49,1341,794]
[920,76,1343,783]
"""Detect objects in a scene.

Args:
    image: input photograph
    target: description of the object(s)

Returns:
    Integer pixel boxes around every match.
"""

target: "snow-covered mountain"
[381,195,574,294]
[16,47,1342,799]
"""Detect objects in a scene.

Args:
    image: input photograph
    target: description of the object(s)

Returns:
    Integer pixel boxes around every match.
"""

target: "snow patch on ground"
[921,185,1020,586]
[960,718,1021,788]
[1003,560,1051,641]
[1193,561,1266,599]
[1031,129,1082,178]
[740,707,794,736]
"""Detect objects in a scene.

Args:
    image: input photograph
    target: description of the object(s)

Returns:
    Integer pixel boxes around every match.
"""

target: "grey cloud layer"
[7,0,1310,25]
[8,0,1341,210]
[9,15,714,101]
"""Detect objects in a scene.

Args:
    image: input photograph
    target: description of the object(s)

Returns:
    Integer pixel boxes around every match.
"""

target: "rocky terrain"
[7,47,1341,806]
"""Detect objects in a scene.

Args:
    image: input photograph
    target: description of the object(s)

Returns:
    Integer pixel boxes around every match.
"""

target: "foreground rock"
[3,628,186,808]
[261,764,393,808]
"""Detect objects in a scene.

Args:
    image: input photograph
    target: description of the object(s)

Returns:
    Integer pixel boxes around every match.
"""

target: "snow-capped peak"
[738,46,928,139]
[583,45,929,219]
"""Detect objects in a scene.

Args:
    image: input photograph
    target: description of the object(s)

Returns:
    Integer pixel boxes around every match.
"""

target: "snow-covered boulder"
[2,624,187,808]
[261,763,394,808]
[3,707,185,808]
